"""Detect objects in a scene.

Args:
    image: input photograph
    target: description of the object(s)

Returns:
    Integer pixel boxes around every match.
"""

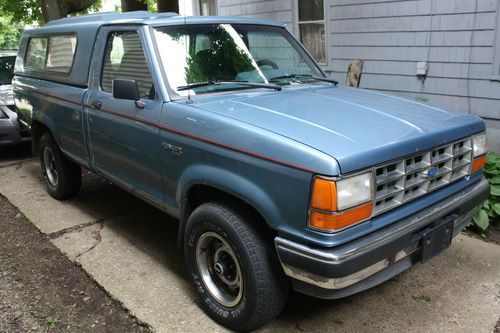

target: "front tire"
[39,133,81,200]
[184,202,288,331]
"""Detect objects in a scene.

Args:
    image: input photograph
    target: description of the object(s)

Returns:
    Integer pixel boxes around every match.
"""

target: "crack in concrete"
[48,220,101,239]
[75,222,104,263]
[48,209,140,263]
[47,211,130,239]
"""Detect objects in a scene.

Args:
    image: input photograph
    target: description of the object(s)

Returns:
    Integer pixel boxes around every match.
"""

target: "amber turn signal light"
[310,178,337,211]
[310,202,373,232]
[471,155,486,173]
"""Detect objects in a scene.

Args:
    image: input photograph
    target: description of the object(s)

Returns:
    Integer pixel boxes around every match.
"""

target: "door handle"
[90,100,102,109]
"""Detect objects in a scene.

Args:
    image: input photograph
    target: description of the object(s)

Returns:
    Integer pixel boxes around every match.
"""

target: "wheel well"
[30,120,51,155]
[178,184,276,247]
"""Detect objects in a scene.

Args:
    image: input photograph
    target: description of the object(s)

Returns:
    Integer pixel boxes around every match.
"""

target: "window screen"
[298,0,326,64]
[25,34,76,73]
[299,0,324,21]
[101,31,155,99]
[200,0,217,16]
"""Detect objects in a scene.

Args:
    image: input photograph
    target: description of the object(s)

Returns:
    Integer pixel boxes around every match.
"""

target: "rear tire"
[39,133,81,200]
[184,202,288,331]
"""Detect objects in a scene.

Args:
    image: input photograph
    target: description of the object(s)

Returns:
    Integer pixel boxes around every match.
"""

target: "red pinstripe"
[84,104,315,173]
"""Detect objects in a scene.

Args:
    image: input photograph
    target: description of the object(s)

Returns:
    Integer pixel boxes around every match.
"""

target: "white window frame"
[294,0,328,66]
[491,1,500,81]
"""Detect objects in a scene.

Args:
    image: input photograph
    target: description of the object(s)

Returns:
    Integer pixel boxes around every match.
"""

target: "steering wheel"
[256,59,278,69]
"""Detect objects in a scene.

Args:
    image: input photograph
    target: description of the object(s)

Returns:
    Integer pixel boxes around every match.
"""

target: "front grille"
[373,137,472,216]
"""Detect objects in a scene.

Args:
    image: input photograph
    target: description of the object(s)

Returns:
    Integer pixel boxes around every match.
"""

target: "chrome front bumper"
[275,178,489,298]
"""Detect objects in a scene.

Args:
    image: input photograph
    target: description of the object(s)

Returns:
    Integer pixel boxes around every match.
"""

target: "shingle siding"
[218,0,294,25]
[326,0,499,120]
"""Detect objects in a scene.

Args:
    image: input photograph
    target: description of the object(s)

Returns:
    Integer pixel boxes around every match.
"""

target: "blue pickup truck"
[13,11,489,331]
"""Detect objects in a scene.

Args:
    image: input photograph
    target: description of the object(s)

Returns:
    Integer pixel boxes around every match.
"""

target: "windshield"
[153,24,323,96]
[0,56,16,85]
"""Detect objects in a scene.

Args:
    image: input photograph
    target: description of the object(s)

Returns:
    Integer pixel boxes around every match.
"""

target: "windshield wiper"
[269,74,338,85]
[177,80,282,91]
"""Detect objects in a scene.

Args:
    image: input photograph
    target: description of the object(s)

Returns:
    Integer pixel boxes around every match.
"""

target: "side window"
[101,31,155,99]
[25,35,76,73]
[25,37,48,70]
[195,34,210,54]
[46,35,77,73]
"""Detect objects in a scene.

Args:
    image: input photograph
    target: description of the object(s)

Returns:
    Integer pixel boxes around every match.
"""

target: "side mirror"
[113,79,140,101]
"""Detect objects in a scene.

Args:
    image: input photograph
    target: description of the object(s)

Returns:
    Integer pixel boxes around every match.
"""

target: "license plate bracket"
[421,217,454,263]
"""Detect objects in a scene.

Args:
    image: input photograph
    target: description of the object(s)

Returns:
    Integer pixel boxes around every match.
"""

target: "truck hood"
[194,85,485,173]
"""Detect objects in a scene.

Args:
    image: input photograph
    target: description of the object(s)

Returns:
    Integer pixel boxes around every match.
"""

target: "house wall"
[218,0,295,27]
[216,0,500,152]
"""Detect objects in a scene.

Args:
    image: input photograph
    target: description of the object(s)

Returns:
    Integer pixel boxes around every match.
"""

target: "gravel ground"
[0,194,150,333]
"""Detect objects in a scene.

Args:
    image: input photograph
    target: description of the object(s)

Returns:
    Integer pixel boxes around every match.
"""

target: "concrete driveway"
[0,147,499,332]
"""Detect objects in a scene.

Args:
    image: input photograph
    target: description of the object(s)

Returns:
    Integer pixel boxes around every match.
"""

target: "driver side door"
[84,26,164,207]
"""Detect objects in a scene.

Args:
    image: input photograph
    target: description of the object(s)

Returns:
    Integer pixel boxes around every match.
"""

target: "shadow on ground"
[0,142,32,167]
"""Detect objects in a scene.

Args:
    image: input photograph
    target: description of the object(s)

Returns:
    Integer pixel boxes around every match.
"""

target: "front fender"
[176,163,286,245]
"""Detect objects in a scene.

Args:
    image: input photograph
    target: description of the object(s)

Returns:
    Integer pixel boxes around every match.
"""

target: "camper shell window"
[25,34,77,74]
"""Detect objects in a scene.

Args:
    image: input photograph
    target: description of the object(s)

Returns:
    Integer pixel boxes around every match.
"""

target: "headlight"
[471,132,487,173]
[309,172,373,232]
[472,132,487,157]
[336,172,373,210]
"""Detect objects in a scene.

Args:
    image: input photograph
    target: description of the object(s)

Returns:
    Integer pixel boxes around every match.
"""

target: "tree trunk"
[121,0,148,12]
[41,0,67,22]
[157,0,179,13]
[41,0,99,22]
[346,59,364,88]
[67,0,100,13]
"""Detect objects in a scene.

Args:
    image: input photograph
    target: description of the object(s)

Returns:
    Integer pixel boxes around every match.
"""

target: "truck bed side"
[13,76,90,168]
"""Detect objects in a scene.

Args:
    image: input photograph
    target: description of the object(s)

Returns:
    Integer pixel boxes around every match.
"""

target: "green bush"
[472,153,500,230]
[0,15,21,49]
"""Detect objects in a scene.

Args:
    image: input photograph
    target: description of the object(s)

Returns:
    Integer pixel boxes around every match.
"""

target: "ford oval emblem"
[426,167,439,177]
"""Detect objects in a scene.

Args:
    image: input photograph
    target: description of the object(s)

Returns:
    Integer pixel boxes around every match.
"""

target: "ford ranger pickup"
[13,11,489,331]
